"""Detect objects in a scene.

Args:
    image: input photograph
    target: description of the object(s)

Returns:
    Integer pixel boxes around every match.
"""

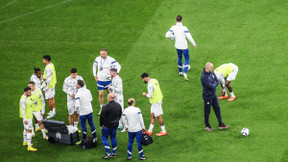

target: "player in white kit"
[108,68,125,132]
[93,48,121,115]
[30,67,44,133]
[63,68,85,129]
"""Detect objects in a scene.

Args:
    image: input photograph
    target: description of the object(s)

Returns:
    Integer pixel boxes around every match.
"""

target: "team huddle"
[19,15,238,160]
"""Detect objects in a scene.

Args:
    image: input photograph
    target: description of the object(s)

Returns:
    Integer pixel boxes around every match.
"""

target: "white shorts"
[151,101,163,117]
[67,99,78,114]
[45,87,55,100]
[227,64,238,81]
[32,111,43,121]
[23,119,33,130]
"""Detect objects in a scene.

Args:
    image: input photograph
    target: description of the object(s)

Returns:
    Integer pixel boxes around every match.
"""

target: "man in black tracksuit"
[100,93,122,159]
[201,62,229,131]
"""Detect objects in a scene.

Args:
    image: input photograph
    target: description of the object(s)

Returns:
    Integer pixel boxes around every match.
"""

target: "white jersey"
[93,56,121,81]
[165,22,196,50]
[30,74,43,90]
[75,87,93,116]
[123,106,145,132]
[62,75,85,100]
[109,75,124,108]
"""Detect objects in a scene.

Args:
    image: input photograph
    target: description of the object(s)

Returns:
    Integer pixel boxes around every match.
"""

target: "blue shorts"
[97,81,112,90]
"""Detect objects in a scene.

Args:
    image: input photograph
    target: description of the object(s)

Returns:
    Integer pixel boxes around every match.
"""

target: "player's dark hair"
[141,73,149,78]
[176,15,182,22]
[24,87,31,92]
[100,48,108,52]
[128,99,135,106]
[43,55,51,61]
[77,80,84,87]
[28,81,35,85]
[34,67,41,73]
[70,68,77,73]
[110,68,117,72]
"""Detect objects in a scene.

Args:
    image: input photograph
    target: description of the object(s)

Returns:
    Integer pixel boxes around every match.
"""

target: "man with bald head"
[100,93,122,159]
[201,62,229,132]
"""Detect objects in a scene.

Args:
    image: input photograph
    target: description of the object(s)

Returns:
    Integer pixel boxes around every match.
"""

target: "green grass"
[1,0,288,161]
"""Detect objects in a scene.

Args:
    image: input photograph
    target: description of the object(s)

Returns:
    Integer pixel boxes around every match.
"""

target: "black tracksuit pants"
[204,96,223,127]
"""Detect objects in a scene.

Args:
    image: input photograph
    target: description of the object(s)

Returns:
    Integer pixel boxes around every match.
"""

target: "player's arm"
[39,89,45,114]
[184,27,196,48]
[145,83,154,98]
[21,99,27,121]
[111,60,121,73]
[201,75,218,89]
[93,59,98,81]
[138,109,145,130]
[43,68,53,90]
[110,79,122,93]
[165,27,174,38]
[62,78,73,96]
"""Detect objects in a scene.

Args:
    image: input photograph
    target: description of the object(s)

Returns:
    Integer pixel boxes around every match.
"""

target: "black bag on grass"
[80,137,97,149]
[141,133,153,146]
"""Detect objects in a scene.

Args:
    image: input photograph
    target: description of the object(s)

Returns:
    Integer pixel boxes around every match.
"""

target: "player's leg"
[80,115,87,140]
[46,97,54,119]
[34,116,40,132]
[183,49,190,73]
[226,65,238,101]
[110,128,117,155]
[177,49,183,75]
[127,132,135,159]
[33,112,48,139]
[25,119,37,151]
[98,90,104,115]
[154,102,166,136]
[146,108,155,135]
[87,113,97,139]
[101,127,111,157]
[212,97,229,129]
[135,130,144,158]
[204,99,213,131]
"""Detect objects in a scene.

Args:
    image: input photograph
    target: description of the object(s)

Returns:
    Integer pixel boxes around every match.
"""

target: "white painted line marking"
[0,0,72,24]
[0,0,17,10]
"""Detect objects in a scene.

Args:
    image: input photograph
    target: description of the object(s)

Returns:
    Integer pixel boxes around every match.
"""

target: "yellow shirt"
[19,95,33,120]
[43,63,57,88]
[214,63,234,77]
[148,79,163,104]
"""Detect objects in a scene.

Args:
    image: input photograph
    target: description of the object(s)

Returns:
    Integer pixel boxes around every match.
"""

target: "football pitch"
[1,0,288,161]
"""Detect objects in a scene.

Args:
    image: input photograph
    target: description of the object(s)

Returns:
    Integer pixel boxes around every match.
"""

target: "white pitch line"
[0,0,72,24]
[0,0,17,10]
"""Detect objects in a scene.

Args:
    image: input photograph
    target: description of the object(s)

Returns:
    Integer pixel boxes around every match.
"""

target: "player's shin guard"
[27,133,32,147]
[23,129,27,143]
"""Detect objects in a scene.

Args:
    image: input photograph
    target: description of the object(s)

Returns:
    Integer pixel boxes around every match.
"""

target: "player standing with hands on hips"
[165,15,197,80]
[141,73,167,136]
[201,62,229,132]
[93,48,121,115]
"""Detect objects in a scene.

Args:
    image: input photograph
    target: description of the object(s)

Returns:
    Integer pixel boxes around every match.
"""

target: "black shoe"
[127,156,132,160]
[139,155,147,160]
[219,123,229,130]
[102,154,111,159]
[111,153,116,158]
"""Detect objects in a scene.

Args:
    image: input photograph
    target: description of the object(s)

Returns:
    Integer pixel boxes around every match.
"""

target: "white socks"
[27,133,32,147]
[100,105,103,110]
[31,127,35,134]
[41,129,46,137]
[35,123,40,129]
[161,125,166,133]
[224,88,228,96]
[74,121,78,127]
[23,129,27,143]
[52,108,56,114]
[148,124,154,133]
[49,111,53,115]
[230,91,235,97]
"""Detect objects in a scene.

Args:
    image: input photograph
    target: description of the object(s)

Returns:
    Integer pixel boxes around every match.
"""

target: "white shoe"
[47,114,55,119]
[179,72,183,76]
[183,73,189,80]
[43,136,49,140]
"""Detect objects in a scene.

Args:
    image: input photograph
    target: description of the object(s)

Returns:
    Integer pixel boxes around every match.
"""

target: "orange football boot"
[155,131,167,136]
[228,96,236,102]
[218,96,228,100]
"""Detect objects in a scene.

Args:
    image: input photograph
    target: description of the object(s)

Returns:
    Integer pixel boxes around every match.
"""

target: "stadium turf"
[0,0,287,161]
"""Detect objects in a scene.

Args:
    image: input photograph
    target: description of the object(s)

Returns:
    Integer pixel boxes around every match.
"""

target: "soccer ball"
[169,34,175,40]
[241,128,249,136]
